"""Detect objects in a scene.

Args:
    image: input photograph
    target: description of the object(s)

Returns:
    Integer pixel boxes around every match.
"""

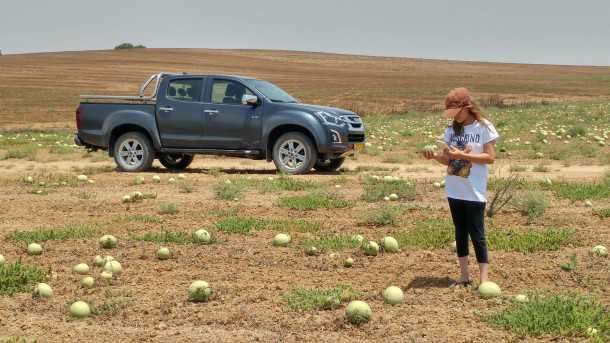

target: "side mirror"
[242,94,258,106]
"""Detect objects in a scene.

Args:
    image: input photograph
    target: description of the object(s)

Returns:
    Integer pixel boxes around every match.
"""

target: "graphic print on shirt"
[447,131,480,178]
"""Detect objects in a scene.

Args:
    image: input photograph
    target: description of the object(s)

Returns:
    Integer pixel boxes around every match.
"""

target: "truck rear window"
[167,79,203,102]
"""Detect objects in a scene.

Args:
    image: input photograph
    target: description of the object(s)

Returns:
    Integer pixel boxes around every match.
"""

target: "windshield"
[244,79,298,103]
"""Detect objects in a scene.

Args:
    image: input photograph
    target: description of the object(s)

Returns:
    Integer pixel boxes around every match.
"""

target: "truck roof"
[80,72,259,102]
[168,74,256,81]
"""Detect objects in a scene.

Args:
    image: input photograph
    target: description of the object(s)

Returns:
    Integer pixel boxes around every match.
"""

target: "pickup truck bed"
[77,103,156,149]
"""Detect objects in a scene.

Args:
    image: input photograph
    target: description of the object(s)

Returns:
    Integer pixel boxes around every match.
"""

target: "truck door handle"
[204,109,219,115]
[159,106,174,112]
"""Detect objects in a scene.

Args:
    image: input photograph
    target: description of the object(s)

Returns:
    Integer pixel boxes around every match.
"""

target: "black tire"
[159,153,194,171]
[314,157,345,172]
[113,132,154,172]
[272,132,317,175]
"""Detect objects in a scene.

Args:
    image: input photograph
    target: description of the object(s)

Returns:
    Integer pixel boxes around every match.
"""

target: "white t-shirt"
[443,120,499,203]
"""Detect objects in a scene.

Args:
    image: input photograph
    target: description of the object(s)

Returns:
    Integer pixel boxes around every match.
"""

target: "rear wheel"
[113,132,154,172]
[159,153,194,171]
[314,157,345,172]
[272,132,317,175]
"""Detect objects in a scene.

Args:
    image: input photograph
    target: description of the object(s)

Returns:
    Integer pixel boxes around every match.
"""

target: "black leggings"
[447,197,489,264]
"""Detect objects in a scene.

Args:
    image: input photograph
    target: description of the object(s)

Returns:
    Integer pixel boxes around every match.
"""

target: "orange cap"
[443,87,472,118]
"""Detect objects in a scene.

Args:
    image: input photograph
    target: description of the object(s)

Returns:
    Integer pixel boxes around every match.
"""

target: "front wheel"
[159,153,194,171]
[113,132,154,172]
[313,157,345,172]
[272,132,317,175]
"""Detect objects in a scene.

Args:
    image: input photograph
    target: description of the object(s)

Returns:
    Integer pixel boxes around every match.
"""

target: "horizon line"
[1,47,609,69]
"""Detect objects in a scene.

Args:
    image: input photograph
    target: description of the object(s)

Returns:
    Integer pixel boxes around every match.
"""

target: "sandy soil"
[1,154,608,181]
[0,156,608,342]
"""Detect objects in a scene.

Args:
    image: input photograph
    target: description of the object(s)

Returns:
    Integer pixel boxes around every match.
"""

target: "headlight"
[314,111,346,127]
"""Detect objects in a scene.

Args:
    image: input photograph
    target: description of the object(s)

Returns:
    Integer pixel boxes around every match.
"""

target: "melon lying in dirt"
[152,175,161,183]
[514,294,528,303]
[380,236,399,253]
[27,243,43,256]
[188,280,212,302]
[383,286,404,305]
[100,271,113,280]
[343,257,354,267]
[81,276,95,288]
[73,263,90,274]
[33,283,53,299]
[591,245,607,257]
[351,235,364,244]
[272,233,291,247]
[193,229,212,244]
[157,247,170,260]
[70,301,91,318]
[345,300,372,325]
[131,191,144,201]
[363,241,379,256]
[93,255,105,267]
[586,327,598,337]
[77,175,88,182]
[306,246,318,256]
[99,235,117,249]
[478,281,501,298]
[104,260,122,275]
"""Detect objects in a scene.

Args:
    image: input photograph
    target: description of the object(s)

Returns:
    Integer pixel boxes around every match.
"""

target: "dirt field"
[1,48,610,128]
[0,49,609,342]
[0,154,608,342]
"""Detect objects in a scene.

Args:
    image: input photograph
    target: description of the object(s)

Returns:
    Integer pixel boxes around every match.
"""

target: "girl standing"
[423,87,499,287]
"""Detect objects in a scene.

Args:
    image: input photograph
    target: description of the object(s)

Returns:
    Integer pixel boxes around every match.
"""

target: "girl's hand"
[446,145,465,159]
[422,149,436,160]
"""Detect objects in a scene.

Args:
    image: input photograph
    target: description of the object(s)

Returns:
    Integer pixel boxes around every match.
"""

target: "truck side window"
[211,80,253,105]
[167,79,202,102]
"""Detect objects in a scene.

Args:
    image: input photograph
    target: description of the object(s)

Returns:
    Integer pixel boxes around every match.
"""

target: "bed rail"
[79,72,181,102]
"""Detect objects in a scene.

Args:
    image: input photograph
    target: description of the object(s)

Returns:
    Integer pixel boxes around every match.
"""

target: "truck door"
[200,78,262,150]
[156,77,205,148]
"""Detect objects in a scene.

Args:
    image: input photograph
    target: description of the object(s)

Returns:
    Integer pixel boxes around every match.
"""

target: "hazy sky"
[1,0,609,66]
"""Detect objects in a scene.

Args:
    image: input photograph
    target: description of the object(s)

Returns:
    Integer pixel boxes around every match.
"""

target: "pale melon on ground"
[383,286,404,305]
[272,233,291,247]
[345,300,372,324]
[70,301,91,318]
[188,280,212,302]
[478,281,501,298]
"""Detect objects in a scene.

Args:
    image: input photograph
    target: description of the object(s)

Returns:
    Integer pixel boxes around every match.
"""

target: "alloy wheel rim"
[279,139,306,170]
[118,139,145,167]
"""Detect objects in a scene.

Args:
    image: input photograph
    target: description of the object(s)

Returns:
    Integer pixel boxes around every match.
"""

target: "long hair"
[452,101,489,135]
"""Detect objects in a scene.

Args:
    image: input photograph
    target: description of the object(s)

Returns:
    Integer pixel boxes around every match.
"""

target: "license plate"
[354,143,364,152]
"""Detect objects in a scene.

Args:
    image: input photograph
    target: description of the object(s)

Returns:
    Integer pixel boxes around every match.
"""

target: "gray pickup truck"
[75,72,365,174]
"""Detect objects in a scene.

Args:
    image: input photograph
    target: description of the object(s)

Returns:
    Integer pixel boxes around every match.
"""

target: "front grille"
[341,115,364,130]
[348,133,365,142]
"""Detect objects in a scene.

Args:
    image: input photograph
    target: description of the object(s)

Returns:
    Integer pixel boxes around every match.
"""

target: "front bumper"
[320,125,365,156]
